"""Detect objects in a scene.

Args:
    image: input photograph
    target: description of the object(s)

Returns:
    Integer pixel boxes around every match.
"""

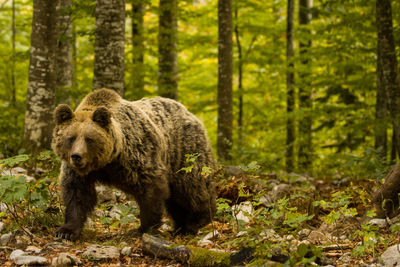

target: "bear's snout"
[71,153,82,164]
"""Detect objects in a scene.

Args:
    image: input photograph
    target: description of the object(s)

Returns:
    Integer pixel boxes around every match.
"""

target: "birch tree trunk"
[131,0,145,99]
[158,0,178,100]
[56,0,73,104]
[286,0,295,172]
[93,0,126,96]
[298,0,312,171]
[217,0,233,162]
[376,0,399,159]
[23,0,60,152]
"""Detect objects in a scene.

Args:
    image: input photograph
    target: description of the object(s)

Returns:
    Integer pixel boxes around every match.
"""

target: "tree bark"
[376,0,400,157]
[11,0,16,107]
[131,0,145,99]
[298,0,312,172]
[286,0,295,172]
[23,0,60,152]
[375,41,387,159]
[93,0,126,96]
[158,0,178,100]
[234,4,243,143]
[56,0,73,105]
[217,0,233,162]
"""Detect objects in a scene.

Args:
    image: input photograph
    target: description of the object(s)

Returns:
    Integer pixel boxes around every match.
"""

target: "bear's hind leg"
[135,178,169,233]
[166,199,193,234]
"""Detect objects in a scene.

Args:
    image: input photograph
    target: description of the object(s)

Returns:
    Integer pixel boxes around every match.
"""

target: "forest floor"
[0,161,397,266]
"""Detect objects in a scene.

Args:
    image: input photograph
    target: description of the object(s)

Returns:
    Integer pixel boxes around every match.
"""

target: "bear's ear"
[55,104,74,125]
[92,107,111,128]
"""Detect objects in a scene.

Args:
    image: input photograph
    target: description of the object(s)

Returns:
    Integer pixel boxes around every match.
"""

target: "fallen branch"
[141,233,255,266]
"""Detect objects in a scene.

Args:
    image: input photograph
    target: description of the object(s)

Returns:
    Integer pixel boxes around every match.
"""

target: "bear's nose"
[71,153,82,164]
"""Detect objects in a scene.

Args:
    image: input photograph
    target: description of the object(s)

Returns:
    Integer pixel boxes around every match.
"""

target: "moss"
[187,246,231,267]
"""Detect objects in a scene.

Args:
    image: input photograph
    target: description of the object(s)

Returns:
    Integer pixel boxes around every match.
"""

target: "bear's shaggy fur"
[52,89,216,240]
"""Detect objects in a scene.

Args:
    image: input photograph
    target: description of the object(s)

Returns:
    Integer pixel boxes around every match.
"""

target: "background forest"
[0,0,398,177]
[1,0,400,266]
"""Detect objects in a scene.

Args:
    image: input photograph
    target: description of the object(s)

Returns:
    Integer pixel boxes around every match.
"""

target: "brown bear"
[52,89,216,240]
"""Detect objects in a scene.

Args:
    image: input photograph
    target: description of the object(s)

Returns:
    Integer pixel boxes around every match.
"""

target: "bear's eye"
[85,137,94,144]
[67,136,76,144]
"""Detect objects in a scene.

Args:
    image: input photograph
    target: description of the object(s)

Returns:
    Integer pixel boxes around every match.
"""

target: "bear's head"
[52,104,121,176]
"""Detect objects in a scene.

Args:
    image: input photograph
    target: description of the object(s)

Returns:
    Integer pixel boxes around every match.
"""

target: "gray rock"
[198,230,219,247]
[337,252,352,265]
[10,250,26,260]
[260,229,282,242]
[108,206,122,220]
[13,255,48,265]
[381,244,400,266]
[121,246,132,256]
[232,201,253,223]
[26,245,42,254]
[298,229,311,240]
[52,253,82,266]
[271,184,291,201]
[368,218,388,228]
[82,244,120,260]
[0,203,7,212]
[0,221,4,232]
[96,185,117,203]
[1,232,12,245]
[10,250,47,266]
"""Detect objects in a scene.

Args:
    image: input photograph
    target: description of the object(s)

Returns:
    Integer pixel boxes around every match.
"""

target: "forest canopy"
[0,0,399,178]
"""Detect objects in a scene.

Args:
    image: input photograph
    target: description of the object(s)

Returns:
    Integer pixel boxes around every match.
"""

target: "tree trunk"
[298,0,312,172]
[56,0,73,105]
[375,41,387,159]
[93,0,126,96]
[158,0,178,100]
[234,4,243,143]
[131,0,145,99]
[286,0,295,172]
[23,0,60,152]
[376,0,400,157]
[11,0,16,108]
[217,0,233,162]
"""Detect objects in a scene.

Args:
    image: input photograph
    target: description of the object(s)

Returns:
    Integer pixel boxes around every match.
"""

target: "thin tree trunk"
[131,0,145,99]
[286,0,295,172]
[375,41,387,159]
[376,0,400,157]
[234,3,243,143]
[158,0,178,100]
[11,0,16,108]
[93,0,126,96]
[391,128,396,162]
[298,0,312,171]
[23,0,60,152]
[56,0,73,105]
[217,0,233,162]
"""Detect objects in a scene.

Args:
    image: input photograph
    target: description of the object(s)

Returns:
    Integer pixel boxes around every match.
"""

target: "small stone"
[307,230,328,244]
[10,250,26,261]
[260,229,282,242]
[0,221,4,232]
[108,206,122,220]
[52,252,82,266]
[298,229,311,240]
[1,232,12,245]
[82,244,120,260]
[26,245,42,254]
[236,231,248,237]
[160,223,173,232]
[0,203,7,212]
[121,246,132,256]
[13,255,48,265]
[368,218,388,228]
[232,201,253,223]
[337,252,352,264]
[259,195,272,205]
[198,230,219,247]
[96,185,117,203]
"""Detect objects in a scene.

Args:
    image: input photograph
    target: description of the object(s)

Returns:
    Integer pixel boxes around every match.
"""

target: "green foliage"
[0,152,62,234]
[284,243,322,267]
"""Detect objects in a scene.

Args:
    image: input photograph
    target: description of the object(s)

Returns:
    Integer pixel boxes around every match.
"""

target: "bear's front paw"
[55,226,81,241]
